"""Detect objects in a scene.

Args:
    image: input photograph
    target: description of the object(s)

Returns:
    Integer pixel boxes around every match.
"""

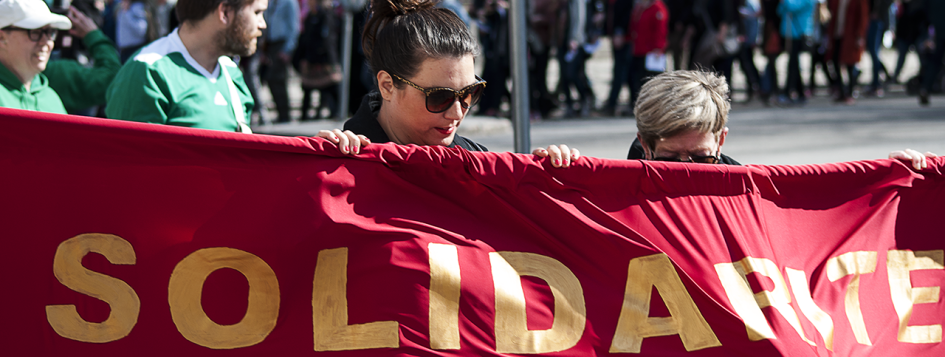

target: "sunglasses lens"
[426,90,456,113]
[466,83,485,107]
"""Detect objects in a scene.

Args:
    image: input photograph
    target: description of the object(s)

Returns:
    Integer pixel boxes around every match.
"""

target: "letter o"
[168,247,280,349]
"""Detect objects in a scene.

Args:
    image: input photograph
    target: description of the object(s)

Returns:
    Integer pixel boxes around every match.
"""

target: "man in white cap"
[105,0,267,133]
[0,0,71,113]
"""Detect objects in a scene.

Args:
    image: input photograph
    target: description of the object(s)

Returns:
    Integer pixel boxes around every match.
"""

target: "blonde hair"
[634,70,730,151]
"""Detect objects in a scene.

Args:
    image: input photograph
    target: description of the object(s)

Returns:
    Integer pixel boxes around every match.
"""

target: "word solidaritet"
[46,234,943,353]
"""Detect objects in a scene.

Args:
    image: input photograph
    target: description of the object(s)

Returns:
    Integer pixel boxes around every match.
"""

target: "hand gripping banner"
[1,108,943,356]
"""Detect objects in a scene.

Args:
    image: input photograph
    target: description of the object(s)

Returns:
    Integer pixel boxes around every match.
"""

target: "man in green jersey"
[105,0,267,133]
[0,0,72,113]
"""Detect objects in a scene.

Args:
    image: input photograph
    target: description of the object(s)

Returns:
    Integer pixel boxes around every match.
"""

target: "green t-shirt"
[105,29,254,132]
[0,63,66,114]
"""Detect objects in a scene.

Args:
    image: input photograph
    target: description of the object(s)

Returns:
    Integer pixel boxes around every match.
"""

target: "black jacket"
[343,92,489,152]
[627,138,741,165]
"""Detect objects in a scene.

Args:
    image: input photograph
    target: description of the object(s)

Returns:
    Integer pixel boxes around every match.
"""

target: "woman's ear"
[637,133,651,159]
[718,127,729,148]
[377,70,395,101]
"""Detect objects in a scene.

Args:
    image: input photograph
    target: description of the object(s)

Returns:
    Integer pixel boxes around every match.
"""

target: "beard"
[218,12,258,57]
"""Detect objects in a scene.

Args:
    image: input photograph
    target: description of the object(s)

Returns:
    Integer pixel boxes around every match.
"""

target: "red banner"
[1,108,943,356]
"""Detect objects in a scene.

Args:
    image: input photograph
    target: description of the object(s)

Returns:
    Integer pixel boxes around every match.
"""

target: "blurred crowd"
[29,0,945,121]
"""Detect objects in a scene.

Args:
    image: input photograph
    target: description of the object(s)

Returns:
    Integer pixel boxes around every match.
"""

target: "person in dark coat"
[918,0,945,106]
[294,0,340,120]
[827,0,869,104]
[316,0,580,167]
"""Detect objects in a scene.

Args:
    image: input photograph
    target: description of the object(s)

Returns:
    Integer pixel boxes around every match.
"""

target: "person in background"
[736,0,762,103]
[759,0,782,106]
[628,0,667,109]
[44,6,121,114]
[556,0,591,118]
[664,0,693,70]
[889,0,924,85]
[317,0,579,168]
[474,0,510,117]
[862,0,892,97]
[690,0,737,90]
[262,0,299,123]
[526,0,560,119]
[115,0,149,62]
[827,0,868,105]
[627,70,935,170]
[294,0,339,120]
[0,0,71,113]
[600,0,634,117]
[777,0,816,106]
[105,0,266,132]
[917,0,944,106]
[808,0,836,96]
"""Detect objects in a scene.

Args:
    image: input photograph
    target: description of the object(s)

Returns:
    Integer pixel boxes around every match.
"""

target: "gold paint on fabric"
[826,251,877,346]
[714,262,775,341]
[742,258,816,345]
[489,251,587,354]
[45,234,140,343]
[886,250,944,343]
[428,243,461,350]
[312,247,399,351]
[168,247,280,349]
[785,268,834,350]
[609,254,721,353]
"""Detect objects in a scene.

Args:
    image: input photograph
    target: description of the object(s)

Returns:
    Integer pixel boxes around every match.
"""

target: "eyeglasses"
[390,73,487,113]
[3,27,58,42]
[651,153,721,164]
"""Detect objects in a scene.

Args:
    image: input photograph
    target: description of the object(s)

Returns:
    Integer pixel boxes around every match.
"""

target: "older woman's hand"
[889,149,937,171]
[316,129,371,155]
[533,145,581,168]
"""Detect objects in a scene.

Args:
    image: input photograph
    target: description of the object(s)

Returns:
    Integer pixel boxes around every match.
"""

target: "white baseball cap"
[0,0,71,30]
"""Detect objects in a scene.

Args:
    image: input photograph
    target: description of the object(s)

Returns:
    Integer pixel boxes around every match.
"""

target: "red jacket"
[827,0,869,65]
[630,0,669,56]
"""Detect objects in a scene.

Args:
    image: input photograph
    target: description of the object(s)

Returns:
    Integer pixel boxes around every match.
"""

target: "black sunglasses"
[390,73,487,113]
[651,153,721,164]
[3,27,58,42]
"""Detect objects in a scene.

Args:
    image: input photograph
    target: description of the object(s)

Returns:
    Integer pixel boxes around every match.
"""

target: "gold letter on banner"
[429,243,461,350]
[609,253,720,353]
[490,251,586,354]
[168,247,280,349]
[312,247,399,351]
[715,258,814,345]
[45,233,139,343]
[785,268,834,350]
[886,250,944,343]
[826,251,877,345]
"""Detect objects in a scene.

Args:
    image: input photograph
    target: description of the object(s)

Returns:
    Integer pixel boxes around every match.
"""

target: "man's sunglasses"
[652,153,721,164]
[3,27,58,42]
[390,73,487,113]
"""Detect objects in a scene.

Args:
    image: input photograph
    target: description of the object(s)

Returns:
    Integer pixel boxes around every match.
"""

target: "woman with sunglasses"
[318,0,579,168]
[628,70,936,170]
[0,0,72,113]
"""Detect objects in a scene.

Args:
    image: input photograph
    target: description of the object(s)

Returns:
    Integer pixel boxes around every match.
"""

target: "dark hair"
[363,0,480,82]
[176,0,255,24]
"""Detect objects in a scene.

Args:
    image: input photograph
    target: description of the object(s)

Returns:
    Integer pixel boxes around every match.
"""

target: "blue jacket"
[777,0,816,39]
[264,0,301,54]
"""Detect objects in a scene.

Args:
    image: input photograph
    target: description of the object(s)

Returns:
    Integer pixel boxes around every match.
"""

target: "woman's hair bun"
[377,0,436,16]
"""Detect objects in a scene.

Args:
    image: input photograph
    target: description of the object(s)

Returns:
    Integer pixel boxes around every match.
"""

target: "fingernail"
[343,146,349,153]
[554,159,560,166]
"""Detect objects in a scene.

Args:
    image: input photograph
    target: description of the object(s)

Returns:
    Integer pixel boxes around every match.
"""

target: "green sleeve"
[44,30,121,113]
[105,60,171,124]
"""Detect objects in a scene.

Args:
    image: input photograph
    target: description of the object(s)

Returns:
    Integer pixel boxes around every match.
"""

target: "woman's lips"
[435,126,455,135]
